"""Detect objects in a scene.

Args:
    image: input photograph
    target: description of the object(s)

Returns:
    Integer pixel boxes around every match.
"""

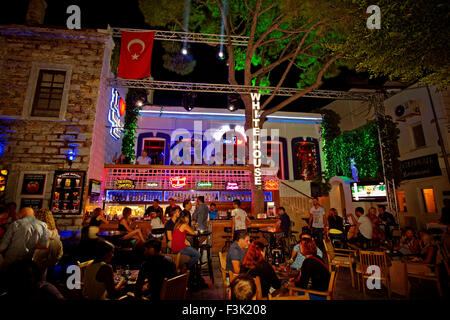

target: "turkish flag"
[117,31,155,79]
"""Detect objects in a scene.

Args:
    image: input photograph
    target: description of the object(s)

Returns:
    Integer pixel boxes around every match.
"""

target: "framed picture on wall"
[21,173,46,195]
[50,170,86,215]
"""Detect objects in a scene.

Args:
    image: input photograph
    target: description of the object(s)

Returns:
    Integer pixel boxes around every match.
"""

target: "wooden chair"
[165,253,181,273]
[218,252,230,299]
[160,271,190,300]
[356,250,391,299]
[405,247,443,299]
[288,270,337,300]
[268,292,310,300]
[323,238,357,288]
[77,259,94,288]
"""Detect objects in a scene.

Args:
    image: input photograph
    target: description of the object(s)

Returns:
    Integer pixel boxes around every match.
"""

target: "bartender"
[144,199,163,218]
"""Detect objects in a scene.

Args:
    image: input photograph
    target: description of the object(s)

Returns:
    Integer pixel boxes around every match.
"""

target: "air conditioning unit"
[394,100,422,121]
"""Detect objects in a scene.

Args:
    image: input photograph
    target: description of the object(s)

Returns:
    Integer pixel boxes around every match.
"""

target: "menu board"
[50,170,86,215]
[21,173,46,195]
[20,198,43,210]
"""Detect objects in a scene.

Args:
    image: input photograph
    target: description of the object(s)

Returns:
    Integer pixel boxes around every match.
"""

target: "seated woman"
[289,236,330,300]
[150,210,166,240]
[396,227,419,256]
[118,207,146,245]
[416,232,438,264]
[83,240,127,300]
[171,211,201,269]
[86,208,109,239]
[241,241,281,298]
[288,231,323,271]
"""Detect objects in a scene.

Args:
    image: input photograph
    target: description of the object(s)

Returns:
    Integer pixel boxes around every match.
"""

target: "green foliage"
[323,122,382,181]
[319,109,341,141]
[341,0,450,89]
[121,89,147,161]
[161,42,197,75]
[110,38,121,76]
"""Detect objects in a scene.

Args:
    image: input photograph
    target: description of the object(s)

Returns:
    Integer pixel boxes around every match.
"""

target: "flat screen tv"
[89,179,101,196]
[351,182,386,201]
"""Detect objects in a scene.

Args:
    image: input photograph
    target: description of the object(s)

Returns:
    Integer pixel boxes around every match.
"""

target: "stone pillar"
[25,0,47,26]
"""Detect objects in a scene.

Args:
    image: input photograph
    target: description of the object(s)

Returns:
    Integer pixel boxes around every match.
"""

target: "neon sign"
[0,169,8,192]
[226,182,239,190]
[116,179,135,189]
[264,179,279,191]
[108,89,123,140]
[196,182,212,188]
[146,182,159,187]
[170,177,187,189]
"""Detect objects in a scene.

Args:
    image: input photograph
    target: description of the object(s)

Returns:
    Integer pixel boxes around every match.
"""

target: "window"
[421,188,437,213]
[262,141,284,179]
[294,141,319,181]
[412,124,426,148]
[143,138,165,165]
[31,70,66,118]
[23,63,72,120]
[396,190,407,212]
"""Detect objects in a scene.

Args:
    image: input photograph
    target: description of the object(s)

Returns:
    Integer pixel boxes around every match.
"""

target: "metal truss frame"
[108,78,373,100]
[111,28,249,46]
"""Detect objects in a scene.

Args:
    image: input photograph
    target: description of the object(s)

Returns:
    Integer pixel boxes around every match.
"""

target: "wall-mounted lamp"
[67,148,76,166]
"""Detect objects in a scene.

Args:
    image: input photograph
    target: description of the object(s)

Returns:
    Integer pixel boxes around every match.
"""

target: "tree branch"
[260,53,343,122]
[260,0,280,15]
[245,0,263,86]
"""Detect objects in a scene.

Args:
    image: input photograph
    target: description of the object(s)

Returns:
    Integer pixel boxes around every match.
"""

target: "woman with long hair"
[118,207,146,245]
[33,208,63,280]
[241,241,281,298]
[171,210,200,269]
[367,207,384,247]
[86,207,109,239]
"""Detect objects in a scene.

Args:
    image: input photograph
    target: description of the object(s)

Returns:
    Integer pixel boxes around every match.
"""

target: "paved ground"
[188,255,445,300]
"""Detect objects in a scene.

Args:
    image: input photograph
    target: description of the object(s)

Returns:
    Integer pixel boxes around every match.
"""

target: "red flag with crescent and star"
[117,31,156,79]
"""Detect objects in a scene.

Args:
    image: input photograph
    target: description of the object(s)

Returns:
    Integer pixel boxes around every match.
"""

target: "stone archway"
[329,176,354,217]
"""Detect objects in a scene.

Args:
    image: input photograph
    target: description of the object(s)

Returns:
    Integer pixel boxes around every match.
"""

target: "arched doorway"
[329,176,354,217]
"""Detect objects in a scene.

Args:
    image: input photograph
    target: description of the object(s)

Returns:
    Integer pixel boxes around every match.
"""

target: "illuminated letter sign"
[196,182,212,188]
[251,93,262,187]
[108,89,123,140]
[226,182,239,190]
[264,179,279,191]
[170,177,187,189]
[116,179,135,189]
[146,182,159,187]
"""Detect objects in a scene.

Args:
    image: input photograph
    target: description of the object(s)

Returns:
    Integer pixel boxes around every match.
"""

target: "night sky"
[3,0,387,112]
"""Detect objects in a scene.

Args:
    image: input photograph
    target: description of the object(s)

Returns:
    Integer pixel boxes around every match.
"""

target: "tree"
[139,0,352,213]
[341,0,450,89]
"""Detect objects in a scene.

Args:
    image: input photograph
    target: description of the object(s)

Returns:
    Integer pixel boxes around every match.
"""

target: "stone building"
[0,21,122,230]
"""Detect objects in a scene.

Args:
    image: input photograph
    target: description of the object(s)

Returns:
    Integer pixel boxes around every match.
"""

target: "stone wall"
[0,26,112,230]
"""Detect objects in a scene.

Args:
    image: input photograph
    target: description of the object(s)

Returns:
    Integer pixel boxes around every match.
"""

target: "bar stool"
[199,244,214,283]
[248,227,260,242]
[221,227,233,253]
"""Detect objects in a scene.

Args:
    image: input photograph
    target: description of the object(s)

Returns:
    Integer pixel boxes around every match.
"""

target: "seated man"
[226,231,250,274]
[135,239,177,300]
[289,231,323,270]
[229,274,257,300]
[347,207,373,250]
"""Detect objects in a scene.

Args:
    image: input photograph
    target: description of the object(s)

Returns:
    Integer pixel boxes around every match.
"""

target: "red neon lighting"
[119,98,126,116]
[170,176,187,189]
[226,182,239,190]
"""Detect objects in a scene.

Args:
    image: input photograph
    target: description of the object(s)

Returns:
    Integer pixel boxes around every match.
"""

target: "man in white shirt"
[308,197,327,250]
[348,207,373,250]
[136,150,151,165]
[231,200,251,239]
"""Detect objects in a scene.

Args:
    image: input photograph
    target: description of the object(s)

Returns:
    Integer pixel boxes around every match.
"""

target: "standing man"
[144,199,163,219]
[182,199,193,227]
[276,207,291,237]
[136,150,151,165]
[209,203,218,220]
[0,207,48,271]
[192,196,209,232]
[231,200,251,238]
[308,198,327,251]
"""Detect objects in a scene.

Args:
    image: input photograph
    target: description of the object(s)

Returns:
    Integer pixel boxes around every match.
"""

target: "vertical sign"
[251,93,262,187]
